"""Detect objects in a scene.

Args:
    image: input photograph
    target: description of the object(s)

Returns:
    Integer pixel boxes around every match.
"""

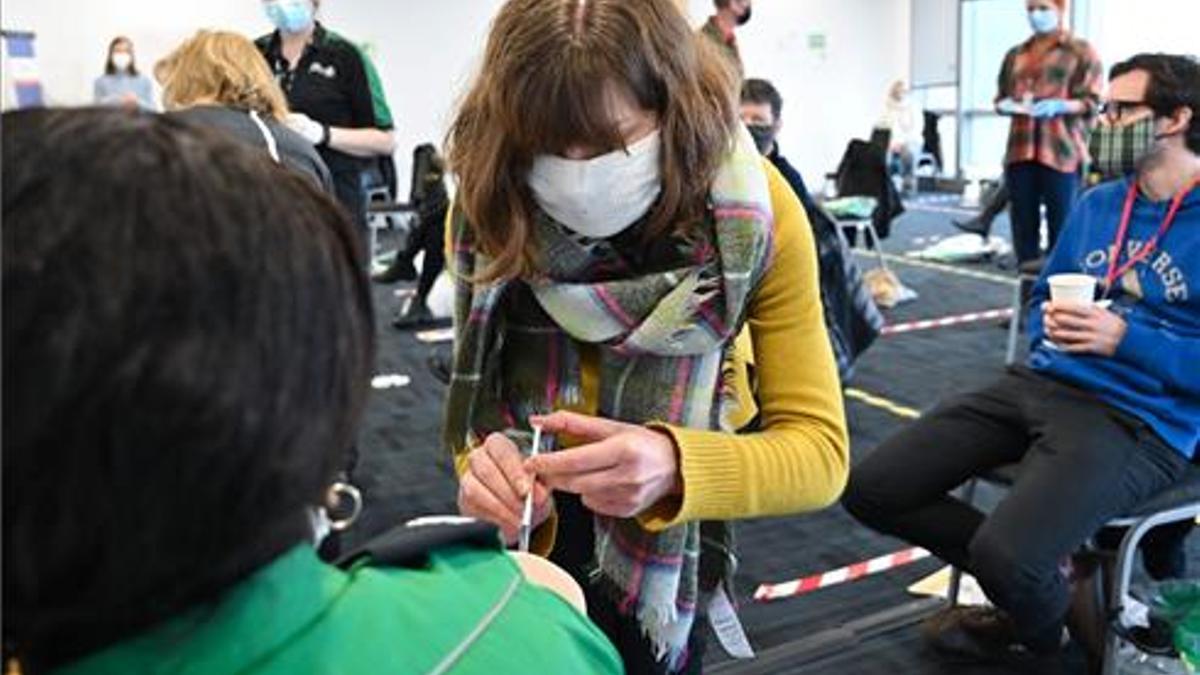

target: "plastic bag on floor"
[1117,580,1200,674]
[863,267,917,308]
[424,271,454,319]
[908,233,1012,263]
[1155,581,1200,670]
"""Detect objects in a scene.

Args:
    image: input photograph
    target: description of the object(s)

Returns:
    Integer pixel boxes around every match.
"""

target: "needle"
[518,424,542,553]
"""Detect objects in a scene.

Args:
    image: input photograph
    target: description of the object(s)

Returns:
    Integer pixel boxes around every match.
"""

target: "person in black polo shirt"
[256,0,396,240]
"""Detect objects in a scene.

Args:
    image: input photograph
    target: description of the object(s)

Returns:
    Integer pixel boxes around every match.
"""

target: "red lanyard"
[1104,177,1199,291]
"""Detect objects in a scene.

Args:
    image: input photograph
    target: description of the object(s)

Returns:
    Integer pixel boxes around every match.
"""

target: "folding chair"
[1005,258,1045,366]
[947,463,1200,675]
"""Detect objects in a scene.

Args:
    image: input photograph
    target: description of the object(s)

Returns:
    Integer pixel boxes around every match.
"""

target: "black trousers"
[842,368,1189,648]
[331,169,368,252]
[1005,161,1079,264]
[398,203,448,302]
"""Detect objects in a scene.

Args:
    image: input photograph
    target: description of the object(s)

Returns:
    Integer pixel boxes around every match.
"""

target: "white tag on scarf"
[708,586,755,659]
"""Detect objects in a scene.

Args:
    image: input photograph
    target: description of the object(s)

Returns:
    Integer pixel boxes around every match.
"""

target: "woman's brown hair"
[445,0,739,280]
[155,30,289,121]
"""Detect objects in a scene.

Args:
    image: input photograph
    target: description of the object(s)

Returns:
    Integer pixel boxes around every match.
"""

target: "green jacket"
[58,541,622,674]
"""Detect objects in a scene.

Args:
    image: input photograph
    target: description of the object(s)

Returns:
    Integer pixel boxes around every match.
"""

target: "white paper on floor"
[371,374,412,390]
[907,566,988,606]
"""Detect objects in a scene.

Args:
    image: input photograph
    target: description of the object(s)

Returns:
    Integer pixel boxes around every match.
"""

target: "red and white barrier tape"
[753,547,931,603]
[881,307,1013,336]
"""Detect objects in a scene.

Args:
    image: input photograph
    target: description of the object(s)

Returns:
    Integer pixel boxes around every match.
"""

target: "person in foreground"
[1,108,621,674]
[843,53,1200,667]
[445,1,849,672]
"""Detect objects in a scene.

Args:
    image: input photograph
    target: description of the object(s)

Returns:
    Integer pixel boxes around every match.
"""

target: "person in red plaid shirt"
[995,0,1103,264]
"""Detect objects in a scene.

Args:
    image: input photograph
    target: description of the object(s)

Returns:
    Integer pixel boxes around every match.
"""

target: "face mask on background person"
[265,0,315,34]
[1087,116,1164,180]
[528,131,663,239]
[1027,7,1059,34]
[111,53,132,71]
[747,124,775,155]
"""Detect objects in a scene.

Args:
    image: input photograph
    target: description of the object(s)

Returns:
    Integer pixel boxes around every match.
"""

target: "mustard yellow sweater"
[454,160,849,553]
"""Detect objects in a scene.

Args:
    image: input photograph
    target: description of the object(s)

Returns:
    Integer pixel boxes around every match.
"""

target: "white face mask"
[111,53,132,71]
[527,130,662,239]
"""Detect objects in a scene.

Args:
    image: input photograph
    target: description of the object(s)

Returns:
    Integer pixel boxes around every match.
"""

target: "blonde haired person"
[445,0,848,671]
[157,30,331,191]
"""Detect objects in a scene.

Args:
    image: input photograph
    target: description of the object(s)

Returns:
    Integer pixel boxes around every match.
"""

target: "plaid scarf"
[443,127,773,664]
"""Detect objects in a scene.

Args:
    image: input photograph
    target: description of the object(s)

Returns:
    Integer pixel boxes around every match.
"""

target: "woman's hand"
[1043,301,1127,356]
[458,432,552,544]
[526,411,681,519]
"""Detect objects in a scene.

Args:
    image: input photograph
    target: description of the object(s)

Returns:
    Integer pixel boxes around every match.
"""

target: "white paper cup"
[1048,273,1096,306]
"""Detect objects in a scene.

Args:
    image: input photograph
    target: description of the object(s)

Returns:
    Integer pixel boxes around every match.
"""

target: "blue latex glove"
[996,98,1024,115]
[1032,99,1071,118]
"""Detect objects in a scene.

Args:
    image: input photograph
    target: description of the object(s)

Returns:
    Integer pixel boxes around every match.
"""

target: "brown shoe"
[921,606,1049,664]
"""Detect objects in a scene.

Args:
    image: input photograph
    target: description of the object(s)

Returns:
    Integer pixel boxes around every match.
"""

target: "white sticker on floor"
[371,374,412,390]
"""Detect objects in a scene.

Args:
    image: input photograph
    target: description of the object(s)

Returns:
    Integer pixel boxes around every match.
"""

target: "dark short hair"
[2,108,374,671]
[741,77,783,122]
[1110,52,1200,154]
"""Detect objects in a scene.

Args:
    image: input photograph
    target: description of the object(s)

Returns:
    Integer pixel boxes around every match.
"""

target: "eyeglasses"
[1098,99,1151,122]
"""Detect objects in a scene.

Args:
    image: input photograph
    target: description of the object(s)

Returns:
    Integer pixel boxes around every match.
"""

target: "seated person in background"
[374,144,452,331]
[741,77,883,382]
[953,177,1010,238]
[877,79,921,189]
[1,108,621,674]
[842,52,1199,666]
[740,78,817,213]
[156,29,332,192]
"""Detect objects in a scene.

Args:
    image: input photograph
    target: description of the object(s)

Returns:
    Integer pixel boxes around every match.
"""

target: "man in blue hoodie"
[842,53,1199,665]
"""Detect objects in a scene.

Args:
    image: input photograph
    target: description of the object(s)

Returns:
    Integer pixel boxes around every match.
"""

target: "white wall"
[0,0,505,191]
[1077,0,1199,69]
[685,0,912,184]
[3,0,910,191]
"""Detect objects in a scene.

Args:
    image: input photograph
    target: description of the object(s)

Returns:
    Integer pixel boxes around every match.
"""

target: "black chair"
[948,463,1200,675]
[365,144,441,266]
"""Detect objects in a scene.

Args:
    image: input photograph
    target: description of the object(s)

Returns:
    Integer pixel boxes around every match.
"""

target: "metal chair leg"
[947,478,980,606]
[1005,278,1023,366]
[865,220,888,272]
[1101,504,1200,675]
